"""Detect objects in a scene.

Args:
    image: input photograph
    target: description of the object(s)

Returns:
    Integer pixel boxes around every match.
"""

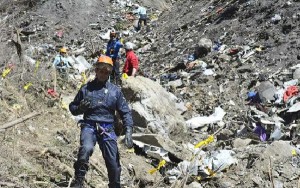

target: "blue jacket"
[106,39,123,60]
[69,79,133,128]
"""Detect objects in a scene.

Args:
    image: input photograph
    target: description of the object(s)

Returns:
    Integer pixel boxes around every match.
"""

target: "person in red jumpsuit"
[122,42,139,77]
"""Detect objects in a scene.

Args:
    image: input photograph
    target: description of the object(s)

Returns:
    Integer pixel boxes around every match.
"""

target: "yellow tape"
[120,38,125,45]
[12,104,22,110]
[205,166,216,177]
[255,46,264,52]
[194,135,214,149]
[81,72,87,85]
[2,68,11,78]
[195,167,216,182]
[122,73,128,80]
[126,148,135,153]
[149,14,158,21]
[24,82,32,91]
[34,60,40,74]
[60,101,68,110]
[148,160,166,175]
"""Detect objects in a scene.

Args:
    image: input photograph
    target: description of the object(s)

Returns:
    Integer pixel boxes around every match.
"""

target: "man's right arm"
[69,87,85,115]
[52,56,59,67]
[106,41,111,56]
[132,7,140,14]
[116,89,133,128]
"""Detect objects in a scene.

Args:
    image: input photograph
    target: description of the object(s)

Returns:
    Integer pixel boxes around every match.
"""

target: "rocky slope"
[1,0,300,187]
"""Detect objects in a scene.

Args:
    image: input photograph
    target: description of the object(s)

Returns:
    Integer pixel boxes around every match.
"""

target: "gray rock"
[274,180,284,188]
[217,129,234,141]
[237,65,253,73]
[132,134,190,160]
[263,141,294,159]
[233,138,253,148]
[293,68,300,79]
[251,175,263,185]
[198,38,212,51]
[186,182,203,188]
[256,81,276,102]
[175,101,188,114]
[122,76,187,138]
[167,79,183,88]
[219,54,232,62]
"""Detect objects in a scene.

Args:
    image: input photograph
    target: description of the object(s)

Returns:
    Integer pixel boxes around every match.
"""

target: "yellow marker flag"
[24,82,32,91]
[292,149,297,156]
[12,104,22,110]
[122,73,128,80]
[194,135,214,149]
[148,160,166,175]
[60,101,68,110]
[126,148,135,153]
[81,72,87,85]
[120,38,125,44]
[2,68,11,78]
[34,60,40,74]
[255,47,262,52]
[205,166,217,177]
[255,45,264,52]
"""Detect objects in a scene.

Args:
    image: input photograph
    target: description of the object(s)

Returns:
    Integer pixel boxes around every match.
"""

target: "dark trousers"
[137,15,147,31]
[111,58,121,84]
[74,125,121,188]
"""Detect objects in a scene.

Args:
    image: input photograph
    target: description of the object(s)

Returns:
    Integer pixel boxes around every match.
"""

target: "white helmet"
[124,42,134,50]
[133,4,139,8]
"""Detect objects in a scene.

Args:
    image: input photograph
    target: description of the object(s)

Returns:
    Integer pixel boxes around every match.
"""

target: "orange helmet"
[97,55,113,66]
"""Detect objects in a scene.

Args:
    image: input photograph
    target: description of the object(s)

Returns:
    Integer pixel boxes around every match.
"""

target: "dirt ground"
[1,0,300,187]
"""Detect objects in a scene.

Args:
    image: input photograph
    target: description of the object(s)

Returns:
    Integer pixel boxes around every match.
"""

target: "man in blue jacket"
[106,31,123,84]
[69,55,133,188]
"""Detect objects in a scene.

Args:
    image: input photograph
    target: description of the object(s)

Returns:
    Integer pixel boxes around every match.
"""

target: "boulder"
[293,68,300,79]
[233,138,254,148]
[198,38,213,52]
[122,76,187,138]
[256,81,276,102]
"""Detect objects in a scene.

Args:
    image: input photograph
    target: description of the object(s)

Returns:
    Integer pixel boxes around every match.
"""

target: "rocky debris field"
[1,0,300,187]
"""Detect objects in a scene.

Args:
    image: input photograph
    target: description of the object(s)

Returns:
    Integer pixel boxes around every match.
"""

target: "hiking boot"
[71,177,85,188]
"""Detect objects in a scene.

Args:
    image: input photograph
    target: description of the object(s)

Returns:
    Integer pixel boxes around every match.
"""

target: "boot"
[72,177,85,188]
[73,161,88,188]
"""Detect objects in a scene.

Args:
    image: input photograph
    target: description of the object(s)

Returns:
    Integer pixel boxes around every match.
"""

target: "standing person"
[53,47,71,71]
[69,55,134,188]
[123,42,139,77]
[106,30,123,84]
[132,4,147,31]
[52,47,71,80]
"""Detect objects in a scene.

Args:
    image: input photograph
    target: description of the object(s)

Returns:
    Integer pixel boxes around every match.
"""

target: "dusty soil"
[1,0,300,187]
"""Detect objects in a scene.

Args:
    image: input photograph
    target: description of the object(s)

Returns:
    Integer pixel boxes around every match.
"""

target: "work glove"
[125,126,133,148]
[78,99,91,113]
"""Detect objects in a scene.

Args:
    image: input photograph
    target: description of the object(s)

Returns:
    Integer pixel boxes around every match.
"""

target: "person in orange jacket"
[122,42,139,77]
